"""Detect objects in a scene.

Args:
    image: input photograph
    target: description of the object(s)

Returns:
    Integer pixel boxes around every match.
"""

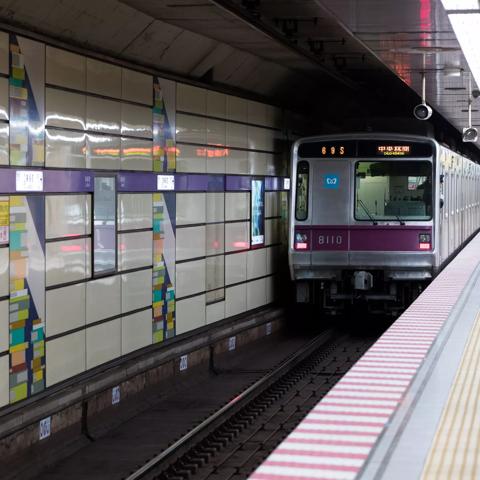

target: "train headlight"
[295,232,309,250]
[419,233,431,250]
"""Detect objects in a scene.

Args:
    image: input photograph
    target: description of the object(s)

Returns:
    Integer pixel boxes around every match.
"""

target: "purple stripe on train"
[296,225,433,251]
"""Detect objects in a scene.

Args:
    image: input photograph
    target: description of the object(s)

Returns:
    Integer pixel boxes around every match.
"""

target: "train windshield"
[355,161,432,221]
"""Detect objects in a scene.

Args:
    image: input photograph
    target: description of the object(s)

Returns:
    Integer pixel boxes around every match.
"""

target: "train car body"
[289,134,480,315]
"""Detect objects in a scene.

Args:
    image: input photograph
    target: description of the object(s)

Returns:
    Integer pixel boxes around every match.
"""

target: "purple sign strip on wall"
[0,168,289,194]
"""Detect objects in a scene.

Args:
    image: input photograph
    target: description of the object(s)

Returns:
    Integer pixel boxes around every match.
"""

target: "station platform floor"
[250,232,480,480]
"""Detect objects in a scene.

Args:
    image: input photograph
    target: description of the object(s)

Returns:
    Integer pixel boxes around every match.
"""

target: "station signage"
[15,170,44,192]
[157,174,175,191]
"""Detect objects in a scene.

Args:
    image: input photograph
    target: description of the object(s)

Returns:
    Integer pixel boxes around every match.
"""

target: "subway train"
[289,133,480,315]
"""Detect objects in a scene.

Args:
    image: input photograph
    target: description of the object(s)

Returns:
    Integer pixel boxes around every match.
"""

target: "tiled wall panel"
[46,331,86,386]
[122,309,152,354]
[46,283,86,337]
[176,259,206,298]
[176,294,206,335]
[86,319,121,369]
[0,31,289,406]
[46,46,86,91]
[86,276,121,324]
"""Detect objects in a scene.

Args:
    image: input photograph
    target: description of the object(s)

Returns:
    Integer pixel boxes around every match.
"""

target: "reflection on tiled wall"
[0,29,290,409]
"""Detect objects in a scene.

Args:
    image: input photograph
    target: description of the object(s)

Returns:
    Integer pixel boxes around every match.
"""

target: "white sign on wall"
[112,386,121,405]
[228,336,236,351]
[283,178,291,190]
[179,354,188,371]
[16,170,44,192]
[266,322,272,336]
[39,416,51,440]
[157,174,175,191]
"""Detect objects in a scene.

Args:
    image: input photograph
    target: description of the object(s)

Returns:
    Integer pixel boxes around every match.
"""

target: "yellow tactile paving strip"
[421,312,480,480]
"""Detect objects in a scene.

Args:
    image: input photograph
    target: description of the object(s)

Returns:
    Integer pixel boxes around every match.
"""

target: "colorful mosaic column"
[9,196,45,403]
[153,193,176,342]
[9,34,45,167]
[153,77,176,173]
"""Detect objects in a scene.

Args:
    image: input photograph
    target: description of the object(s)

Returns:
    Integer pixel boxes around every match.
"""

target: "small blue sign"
[324,174,339,189]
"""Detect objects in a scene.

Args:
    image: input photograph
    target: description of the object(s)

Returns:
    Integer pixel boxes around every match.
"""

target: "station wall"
[0,32,290,408]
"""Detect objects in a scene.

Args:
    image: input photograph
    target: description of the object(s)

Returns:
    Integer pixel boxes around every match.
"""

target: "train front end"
[289,134,437,315]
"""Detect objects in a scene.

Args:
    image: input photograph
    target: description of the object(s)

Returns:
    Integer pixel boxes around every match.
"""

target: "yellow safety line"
[421,313,480,479]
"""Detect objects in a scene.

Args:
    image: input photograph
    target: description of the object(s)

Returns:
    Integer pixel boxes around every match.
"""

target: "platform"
[250,232,480,480]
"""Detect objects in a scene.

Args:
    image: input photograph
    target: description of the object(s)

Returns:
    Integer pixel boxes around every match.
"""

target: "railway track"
[126,326,380,480]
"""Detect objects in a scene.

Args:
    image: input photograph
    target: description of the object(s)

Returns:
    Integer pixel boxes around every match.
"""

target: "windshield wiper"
[394,214,405,226]
[358,199,377,225]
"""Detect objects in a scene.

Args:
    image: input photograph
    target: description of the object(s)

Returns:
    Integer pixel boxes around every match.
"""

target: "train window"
[93,176,117,275]
[295,161,309,221]
[355,161,432,221]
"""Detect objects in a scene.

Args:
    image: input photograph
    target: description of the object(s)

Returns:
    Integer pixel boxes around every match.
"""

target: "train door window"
[295,161,309,221]
[93,176,117,275]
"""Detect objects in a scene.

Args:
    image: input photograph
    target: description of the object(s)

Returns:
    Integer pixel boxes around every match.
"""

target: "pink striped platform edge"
[250,233,480,480]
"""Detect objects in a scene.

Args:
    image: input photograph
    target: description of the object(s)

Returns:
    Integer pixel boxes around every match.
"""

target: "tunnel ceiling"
[0,0,477,150]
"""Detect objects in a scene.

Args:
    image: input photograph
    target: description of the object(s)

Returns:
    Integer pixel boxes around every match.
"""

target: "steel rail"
[125,330,337,480]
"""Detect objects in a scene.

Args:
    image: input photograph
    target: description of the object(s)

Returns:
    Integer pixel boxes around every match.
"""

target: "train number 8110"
[318,235,343,245]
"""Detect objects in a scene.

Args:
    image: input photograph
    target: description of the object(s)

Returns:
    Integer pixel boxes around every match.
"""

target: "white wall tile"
[118,231,153,271]
[206,193,224,223]
[176,113,206,144]
[0,299,8,352]
[176,259,206,298]
[121,137,153,171]
[46,129,86,169]
[0,77,8,121]
[46,238,89,287]
[248,100,268,126]
[46,88,85,130]
[46,283,86,337]
[0,123,7,166]
[226,95,247,122]
[226,122,247,149]
[226,149,248,174]
[206,152,226,174]
[46,46,86,91]
[207,91,226,118]
[86,319,121,369]
[266,245,279,275]
[0,355,8,407]
[225,192,250,221]
[118,193,152,231]
[225,284,246,317]
[206,288,225,304]
[122,68,153,106]
[122,268,152,313]
[86,134,120,169]
[122,309,152,354]
[86,275,121,324]
[176,193,206,226]
[225,222,249,252]
[265,218,280,245]
[176,294,206,335]
[247,248,267,280]
[46,331,86,386]
[177,83,206,115]
[176,144,206,173]
[206,255,224,291]
[86,58,121,98]
[0,248,8,298]
[225,251,247,285]
[247,278,267,310]
[86,96,121,134]
[248,151,267,175]
[206,118,226,146]
[265,192,280,217]
[206,301,225,324]
[206,224,224,256]
[121,103,153,138]
[176,226,206,261]
[46,194,89,238]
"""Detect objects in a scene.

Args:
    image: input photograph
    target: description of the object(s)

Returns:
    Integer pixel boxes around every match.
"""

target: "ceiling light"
[441,0,479,10]
[447,13,480,86]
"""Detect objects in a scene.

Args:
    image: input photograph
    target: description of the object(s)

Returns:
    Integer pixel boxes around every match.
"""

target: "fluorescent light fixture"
[441,0,479,10]
[448,13,480,86]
